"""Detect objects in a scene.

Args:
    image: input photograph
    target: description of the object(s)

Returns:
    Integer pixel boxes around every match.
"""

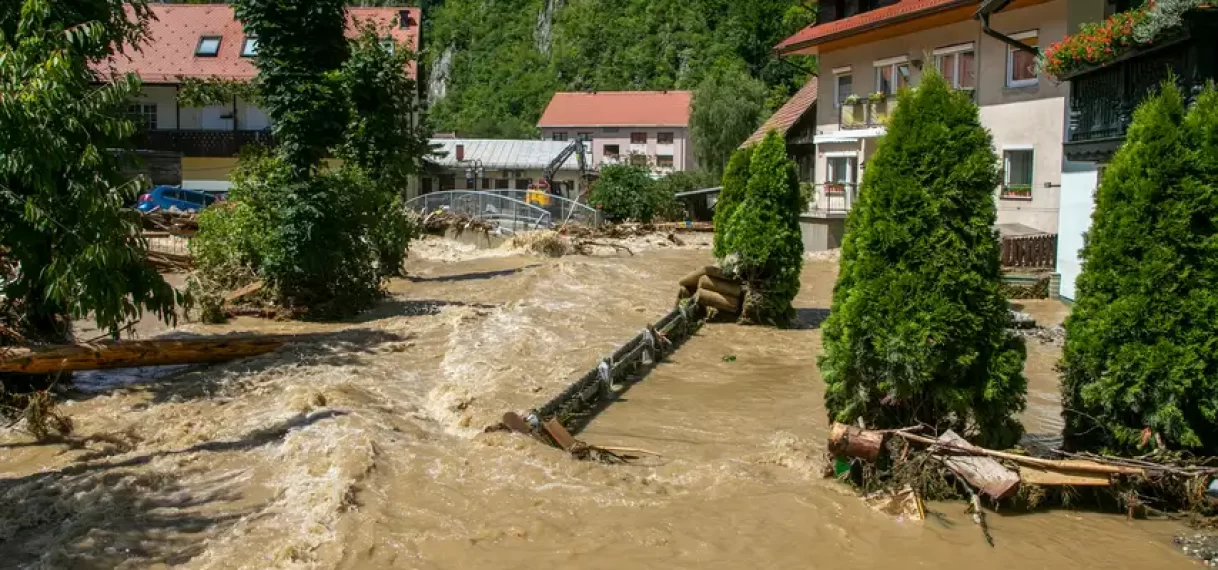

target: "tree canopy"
[818,72,1026,449]
[1061,82,1218,455]
[691,64,772,176]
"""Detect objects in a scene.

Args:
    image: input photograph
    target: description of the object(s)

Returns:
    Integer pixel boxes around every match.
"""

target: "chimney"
[399,9,412,29]
[455,144,465,162]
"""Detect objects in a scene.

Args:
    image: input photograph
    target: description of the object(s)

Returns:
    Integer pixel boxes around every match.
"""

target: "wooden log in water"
[828,422,885,463]
[0,337,285,374]
[698,275,743,298]
[696,288,739,313]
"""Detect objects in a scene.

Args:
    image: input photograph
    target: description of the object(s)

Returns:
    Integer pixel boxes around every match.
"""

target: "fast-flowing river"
[0,238,1190,569]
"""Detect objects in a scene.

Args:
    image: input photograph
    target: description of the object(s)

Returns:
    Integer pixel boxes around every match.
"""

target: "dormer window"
[241,37,257,57]
[196,36,221,57]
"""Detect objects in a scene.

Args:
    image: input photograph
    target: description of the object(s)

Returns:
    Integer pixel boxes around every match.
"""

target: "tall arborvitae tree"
[718,131,804,325]
[0,0,176,344]
[818,71,1026,449]
[713,147,752,259]
[1061,82,1218,455]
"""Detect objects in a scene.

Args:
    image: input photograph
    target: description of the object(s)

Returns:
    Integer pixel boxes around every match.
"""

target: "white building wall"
[1057,162,1098,301]
[540,126,694,174]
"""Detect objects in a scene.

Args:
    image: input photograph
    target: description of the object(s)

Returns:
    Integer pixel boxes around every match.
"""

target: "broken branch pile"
[422,209,494,235]
[0,337,285,374]
[141,211,199,236]
[828,422,1218,522]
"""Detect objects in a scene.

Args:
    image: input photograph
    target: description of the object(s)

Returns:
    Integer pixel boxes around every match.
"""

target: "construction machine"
[527,137,591,207]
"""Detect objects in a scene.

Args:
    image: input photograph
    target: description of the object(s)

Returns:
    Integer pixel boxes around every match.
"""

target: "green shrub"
[589,163,660,222]
[818,71,1026,449]
[1061,82,1218,455]
[713,147,752,258]
[653,170,717,221]
[718,131,804,325]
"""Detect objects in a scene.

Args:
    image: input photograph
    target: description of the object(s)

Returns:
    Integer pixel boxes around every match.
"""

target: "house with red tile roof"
[743,77,818,183]
[537,91,695,175]
[777,0,1096,251]
[105,4,420,190]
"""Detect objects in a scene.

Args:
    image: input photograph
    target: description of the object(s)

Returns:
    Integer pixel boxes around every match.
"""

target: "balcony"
[135,129,275,157]
[1063,10,1218,163]
[838,97,896,130]
[807,183,858,217]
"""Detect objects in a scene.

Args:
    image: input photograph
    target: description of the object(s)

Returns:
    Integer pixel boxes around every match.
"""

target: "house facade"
[778,0,1071,242]
[742,77,818,184]
[99,4,421,191]
[537,91,696,176]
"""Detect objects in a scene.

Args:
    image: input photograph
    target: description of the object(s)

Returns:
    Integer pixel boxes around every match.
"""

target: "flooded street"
[0,238,1191,569]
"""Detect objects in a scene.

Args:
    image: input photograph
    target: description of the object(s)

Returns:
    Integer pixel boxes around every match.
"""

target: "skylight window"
[241,37,257,57]
[196,36,221,57]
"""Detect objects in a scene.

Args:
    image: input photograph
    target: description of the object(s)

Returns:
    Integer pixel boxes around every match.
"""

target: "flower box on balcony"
[840,102,867,129]
[1001,184,1034,200]
[824,183,847,195]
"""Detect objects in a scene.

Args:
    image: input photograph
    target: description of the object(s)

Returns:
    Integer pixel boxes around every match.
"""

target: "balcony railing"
[808,183,858,217]
[838,97,896,130]
[1063,10,1218,162]
[135,129,275,157]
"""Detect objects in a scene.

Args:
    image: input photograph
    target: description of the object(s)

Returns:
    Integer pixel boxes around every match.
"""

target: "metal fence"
[1001,233,1058,270]
[405,190,554,232]
[808,183,859,217]
[480,190,602,227]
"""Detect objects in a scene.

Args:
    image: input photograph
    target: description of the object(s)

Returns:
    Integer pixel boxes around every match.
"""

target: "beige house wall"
[813,0,1071,233]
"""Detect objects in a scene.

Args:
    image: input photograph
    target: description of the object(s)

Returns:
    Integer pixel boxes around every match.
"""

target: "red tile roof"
[743,77,818,147]
[537,91,692,128]
[776,0,971,53]
[98,4,420,84]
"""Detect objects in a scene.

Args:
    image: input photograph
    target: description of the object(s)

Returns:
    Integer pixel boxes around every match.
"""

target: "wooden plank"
[542,418,579,452]
[225,280,264,304]
[1020,464,1112,487]
[936,430,1021,500]
[0,337,285,374]
[502,412,533,435]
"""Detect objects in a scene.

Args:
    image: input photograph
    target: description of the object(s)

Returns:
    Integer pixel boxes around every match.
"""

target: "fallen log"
[695,288,739,313]
[1019,464,1112,487]
[698,274,742,298]
[828,423,885,463]
[225,280,264,304]
[891,430,1146,477]
[0,337,285,374]
[935,430,1021,499]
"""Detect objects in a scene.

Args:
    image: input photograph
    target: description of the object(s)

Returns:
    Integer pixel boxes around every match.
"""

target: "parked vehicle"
[136,186,220,213]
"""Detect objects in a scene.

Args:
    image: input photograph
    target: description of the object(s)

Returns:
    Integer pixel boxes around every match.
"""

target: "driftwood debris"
[0,337,285,374]
[146,251,193,272]
[828,423,885,463]
[225,280,264,304]
[934,430,1021,499]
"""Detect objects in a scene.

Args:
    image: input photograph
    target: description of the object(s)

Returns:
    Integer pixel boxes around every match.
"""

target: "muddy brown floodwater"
[0,238,1193,569]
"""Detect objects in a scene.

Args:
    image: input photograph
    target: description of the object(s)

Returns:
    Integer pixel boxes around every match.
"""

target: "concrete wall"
[815,0,1070,233]
[540,126,695,174]
[1056,161,1098,301]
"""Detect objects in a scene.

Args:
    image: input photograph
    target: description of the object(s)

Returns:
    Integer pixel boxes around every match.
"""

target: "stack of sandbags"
[677,266,743,314]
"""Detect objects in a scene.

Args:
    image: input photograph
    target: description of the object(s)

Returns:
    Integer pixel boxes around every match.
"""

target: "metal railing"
[478,190,602,226]
[808,183,859,217]
[838,97,896,130]
[405,190,554,232]
[136,129,275,157]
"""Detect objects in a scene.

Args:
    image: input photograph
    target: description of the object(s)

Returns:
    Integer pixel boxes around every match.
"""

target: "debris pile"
[141,211,199,236]
[421,209,494,236]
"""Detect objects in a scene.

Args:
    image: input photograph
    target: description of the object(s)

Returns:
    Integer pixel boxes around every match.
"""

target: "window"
[826,155,857,193]
[656,155,674,169]
[577,132,593,141]
[657,132,674,145]
[196,36,221,57]
[552,132,568,142]
[934,44,975,90]
[835,72,853,107]
[127,103,157,129]
[1002,149,1034,199]
[494,178,510,189]
[515,178,532,190]
[481,177,491,190]
[439,174,456,191]
[241,37,258,57]
[629,153,649,167]
[421,177,434,195]
[380,37,396,54]
[630,132,647,145]
[603,144,620,157]
[1006,31,1039,88]
[874,57,910,96]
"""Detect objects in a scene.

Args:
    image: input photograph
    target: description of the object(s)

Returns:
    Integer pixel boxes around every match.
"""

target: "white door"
[200,105,233,131]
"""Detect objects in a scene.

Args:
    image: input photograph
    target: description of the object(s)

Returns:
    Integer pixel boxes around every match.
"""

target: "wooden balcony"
[1063,10,1218,163]
[135,129,275,157]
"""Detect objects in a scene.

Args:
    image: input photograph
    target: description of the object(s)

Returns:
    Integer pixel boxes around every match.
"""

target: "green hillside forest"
[421,0,817,138]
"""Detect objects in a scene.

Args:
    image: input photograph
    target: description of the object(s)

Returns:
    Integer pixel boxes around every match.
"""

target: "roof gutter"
[975,0,1039,55]
[776,0,974,56]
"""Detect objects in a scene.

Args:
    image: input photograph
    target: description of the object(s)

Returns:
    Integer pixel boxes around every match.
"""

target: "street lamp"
[464,159,484,191]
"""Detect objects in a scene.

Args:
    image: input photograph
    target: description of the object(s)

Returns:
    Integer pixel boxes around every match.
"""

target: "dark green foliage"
[718,131,803,325]
[0,0,175,343]
[234,0,349,177]
[1061,82,1218,455]
[425,0,814,138]
[818,72,1027,449]
[588,164,660,223]
[713,147,752,258]
[691,63,772,176]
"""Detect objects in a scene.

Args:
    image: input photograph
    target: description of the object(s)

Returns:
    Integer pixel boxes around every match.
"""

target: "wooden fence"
[1001,233,1057,270]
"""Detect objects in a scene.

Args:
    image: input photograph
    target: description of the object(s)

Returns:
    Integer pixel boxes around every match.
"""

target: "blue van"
[136,186,220,213]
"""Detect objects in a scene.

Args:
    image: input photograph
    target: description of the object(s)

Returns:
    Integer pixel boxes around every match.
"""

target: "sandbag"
[697,274,742,298]
[696,288,739,313]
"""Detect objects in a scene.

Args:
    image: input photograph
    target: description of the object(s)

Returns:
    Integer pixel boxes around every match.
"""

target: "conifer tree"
[1061,82,1218,455]
[719,131,804,325]
[818,71,1026,448]
[712,147,752,259]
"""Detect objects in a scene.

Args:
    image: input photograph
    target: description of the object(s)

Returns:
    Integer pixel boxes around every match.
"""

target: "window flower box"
[824,183,848,195]
[1001,184,1034,200]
